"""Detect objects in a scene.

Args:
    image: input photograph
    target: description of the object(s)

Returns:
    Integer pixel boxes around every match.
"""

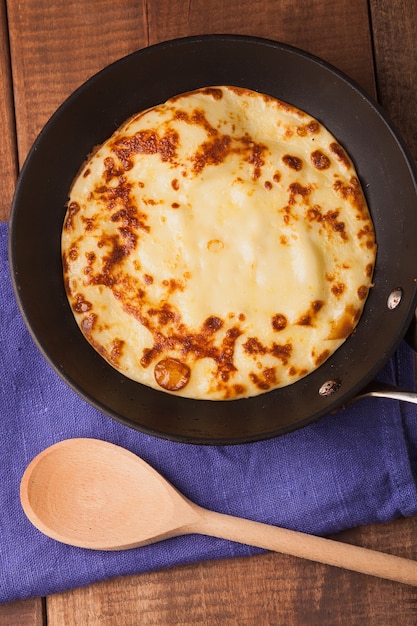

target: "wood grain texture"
[6,0,148,167]
[0,0,17,220]
[370,0,417,164]
[0,598,45,626]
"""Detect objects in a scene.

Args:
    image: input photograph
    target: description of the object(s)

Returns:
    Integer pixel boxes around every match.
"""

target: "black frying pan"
[8,35,417,444]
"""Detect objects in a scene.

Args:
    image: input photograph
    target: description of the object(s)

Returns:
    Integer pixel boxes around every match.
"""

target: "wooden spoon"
[20,438,417,586]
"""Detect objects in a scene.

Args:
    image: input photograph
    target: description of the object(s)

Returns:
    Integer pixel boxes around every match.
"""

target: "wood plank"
[6,0,149,167]
[0,598,45,626]
[370,0,417,163]
[0,0,17,220]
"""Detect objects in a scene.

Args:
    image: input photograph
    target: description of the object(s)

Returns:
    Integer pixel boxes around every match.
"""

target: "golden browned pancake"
[62,86,376,400]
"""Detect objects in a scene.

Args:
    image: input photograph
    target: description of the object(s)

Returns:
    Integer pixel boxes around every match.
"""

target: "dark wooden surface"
[1,0,417,623]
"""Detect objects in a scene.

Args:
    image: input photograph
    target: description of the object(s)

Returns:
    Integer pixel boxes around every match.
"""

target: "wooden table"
[1,1,417,623]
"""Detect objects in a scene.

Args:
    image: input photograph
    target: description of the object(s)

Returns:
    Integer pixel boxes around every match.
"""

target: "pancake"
[62,86,376,400]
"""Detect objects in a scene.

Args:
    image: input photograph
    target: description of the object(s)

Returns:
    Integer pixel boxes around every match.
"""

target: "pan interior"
[9,35,417,443]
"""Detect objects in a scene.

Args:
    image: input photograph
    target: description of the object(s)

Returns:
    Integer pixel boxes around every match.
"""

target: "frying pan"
[8,35,417,444]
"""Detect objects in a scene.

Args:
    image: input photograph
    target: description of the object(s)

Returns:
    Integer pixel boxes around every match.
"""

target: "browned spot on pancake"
[207,239,224,252]
[273,171,281,183]
[68,243,79,261]
[270,342,292,364]
[330,142,350,168]
[162,278,185,293]
[220,383,248,399]
[192,135,232,173]
[357,224,373,238]
[306,205,321,222]
[307,204,348,241]
[217,327,242,381]
[311,150,331,170]
[203,316,224,333]
[154,358,191,391]
[282,154,303,171]
[103,157,124,182]
[111,128,180,171]
[324,211,347,240]
[288,182,311,205]
[81,216,97,232]
[297,120,320,136]
[264,180,273,190]
[328,304,361,340]
[81,312,97,334]
[357,223,375,250]
[200,87,224,100]
[148,303,180,326]
[333,177,369,221]
[358,285,369,300]
[289,366,309,377]
[173,109,188,122]
[174,107,219,137]
[313,349,331,367]
[87,233,138,285]
[64,201,81,231]
[331,282,346,297]
[171,178,180,190]
[110,338,125,364]
[82,251,96,275]
[72,293,92,313]
[244,139,267,180]
[271,313,287,331]
[174,105,270,181]
[243,337,267,355]
[191,130,268,180]
[138,313,241,389]
[296,300,324,326]
[249,367,278,391]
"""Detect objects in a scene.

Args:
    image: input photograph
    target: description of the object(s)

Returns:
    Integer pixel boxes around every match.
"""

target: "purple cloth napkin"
[1,220,417,603]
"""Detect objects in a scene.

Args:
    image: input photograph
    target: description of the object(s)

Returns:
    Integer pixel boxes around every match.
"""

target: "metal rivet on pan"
[387,288,403,310]
[318,380,341,397]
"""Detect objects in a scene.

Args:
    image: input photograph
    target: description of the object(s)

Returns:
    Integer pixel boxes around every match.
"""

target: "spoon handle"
[192,508,417,586]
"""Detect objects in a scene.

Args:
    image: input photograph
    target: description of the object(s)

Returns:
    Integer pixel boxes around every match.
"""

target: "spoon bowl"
[20,438,417,585]
[20,438,198,550]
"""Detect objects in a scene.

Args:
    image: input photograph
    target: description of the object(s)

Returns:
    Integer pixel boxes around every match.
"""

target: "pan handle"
[405,307,417,352]
[352,381,417,405]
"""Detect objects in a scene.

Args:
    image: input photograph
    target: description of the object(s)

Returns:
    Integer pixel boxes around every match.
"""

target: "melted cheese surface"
[62,86,376,399]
